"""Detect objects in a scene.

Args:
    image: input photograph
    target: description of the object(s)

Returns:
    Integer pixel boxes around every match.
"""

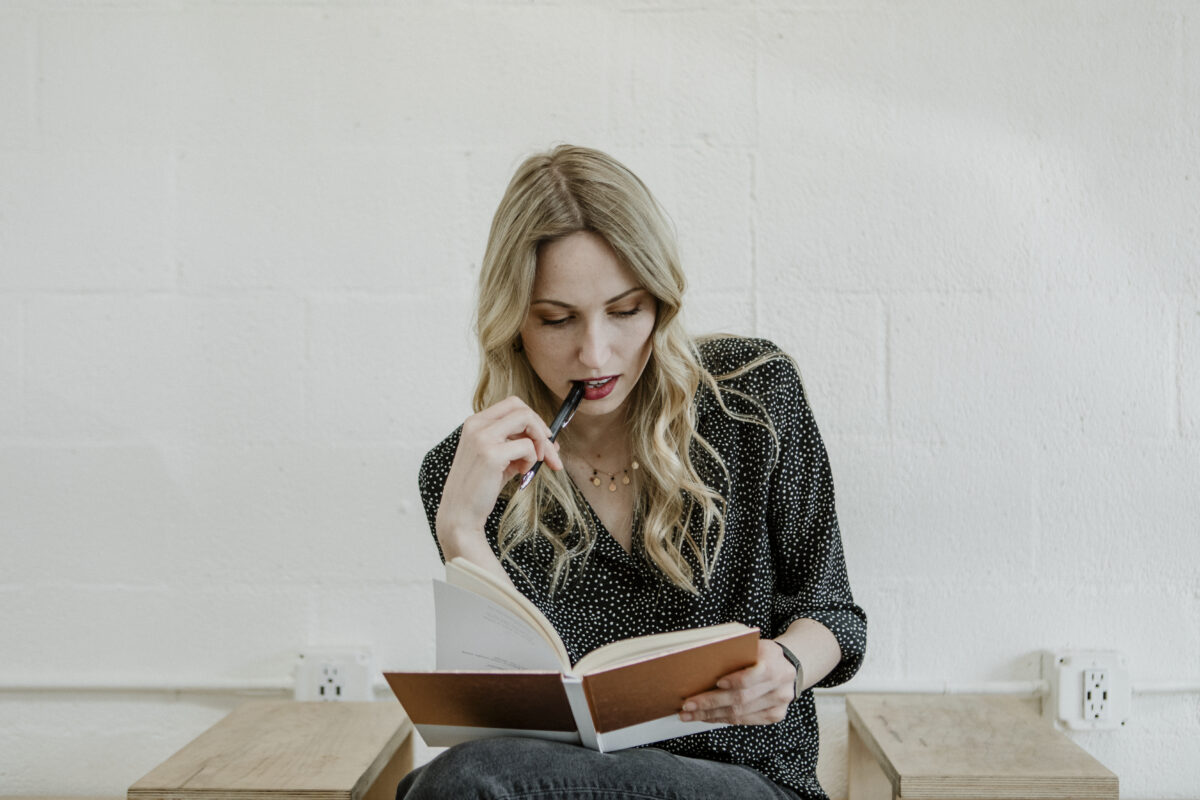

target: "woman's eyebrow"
[530,288,644,308]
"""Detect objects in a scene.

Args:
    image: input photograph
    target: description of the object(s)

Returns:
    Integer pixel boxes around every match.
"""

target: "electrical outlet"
[1041,649,1130,731]
[294,647,374,702]
[318,662,345,700]
[1083,668,1109,722]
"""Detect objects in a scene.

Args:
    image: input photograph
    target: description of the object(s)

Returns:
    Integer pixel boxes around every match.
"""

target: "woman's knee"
[396,737,556,799]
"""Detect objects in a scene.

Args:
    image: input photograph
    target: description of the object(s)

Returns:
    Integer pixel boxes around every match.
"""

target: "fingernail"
[717,680,729,689]
[682,702,695,711]
[679,712,692,721]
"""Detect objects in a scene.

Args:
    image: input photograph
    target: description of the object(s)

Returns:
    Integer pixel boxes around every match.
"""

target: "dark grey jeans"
[394,737,803,800]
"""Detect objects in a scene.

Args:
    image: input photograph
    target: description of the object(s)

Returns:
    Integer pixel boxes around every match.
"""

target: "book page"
[573,622,755,674]
[445,557,570,668]
[434,580,564,671]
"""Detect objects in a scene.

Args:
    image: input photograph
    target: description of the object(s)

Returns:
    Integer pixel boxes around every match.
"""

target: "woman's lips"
[580,376,618,400]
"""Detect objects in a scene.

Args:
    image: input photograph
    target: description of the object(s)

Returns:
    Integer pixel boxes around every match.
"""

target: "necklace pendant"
[622,473,631,485]
[591,473,602,487]
[608,480,617,492]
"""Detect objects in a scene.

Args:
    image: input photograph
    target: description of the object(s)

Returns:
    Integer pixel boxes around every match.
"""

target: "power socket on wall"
[1083,668,1111,722]
[294,647,374,702]
[1041,649,1130,731]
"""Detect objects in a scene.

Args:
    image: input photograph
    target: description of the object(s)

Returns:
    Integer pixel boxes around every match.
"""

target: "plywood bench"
[847,694,1118,800]
[128,701,413,800]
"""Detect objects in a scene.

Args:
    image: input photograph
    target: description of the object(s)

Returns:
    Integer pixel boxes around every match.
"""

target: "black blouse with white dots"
[418,336,867,799]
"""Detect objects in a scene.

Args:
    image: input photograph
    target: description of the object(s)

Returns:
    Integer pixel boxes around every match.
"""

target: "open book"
[384,556,760,752]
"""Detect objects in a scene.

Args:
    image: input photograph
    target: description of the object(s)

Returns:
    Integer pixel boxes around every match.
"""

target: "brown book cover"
[384,671,577,732]
[580,630,759,733]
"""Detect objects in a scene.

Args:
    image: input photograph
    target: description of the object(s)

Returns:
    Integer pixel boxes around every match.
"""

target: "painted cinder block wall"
[1,1,1198,797]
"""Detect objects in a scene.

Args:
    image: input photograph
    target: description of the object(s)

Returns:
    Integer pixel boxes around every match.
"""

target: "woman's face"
[519,231,658,419]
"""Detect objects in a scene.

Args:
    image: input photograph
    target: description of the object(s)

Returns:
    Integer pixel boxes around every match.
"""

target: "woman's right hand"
[435,395,564,550]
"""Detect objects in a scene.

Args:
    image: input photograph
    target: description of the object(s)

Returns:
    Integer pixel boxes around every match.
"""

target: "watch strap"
[774,641,805,700]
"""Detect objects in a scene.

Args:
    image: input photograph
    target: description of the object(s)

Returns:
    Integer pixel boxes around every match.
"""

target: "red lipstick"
[580,376,619,400]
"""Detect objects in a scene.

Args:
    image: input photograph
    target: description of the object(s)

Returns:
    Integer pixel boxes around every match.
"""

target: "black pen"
[519,381,585,490]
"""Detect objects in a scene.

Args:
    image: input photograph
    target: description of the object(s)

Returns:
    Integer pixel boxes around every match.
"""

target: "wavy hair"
[474,145,775,593]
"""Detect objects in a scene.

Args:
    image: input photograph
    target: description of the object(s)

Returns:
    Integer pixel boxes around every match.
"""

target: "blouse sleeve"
[416,427,463,564]
[416,426,523,578]
[755,354,867,688]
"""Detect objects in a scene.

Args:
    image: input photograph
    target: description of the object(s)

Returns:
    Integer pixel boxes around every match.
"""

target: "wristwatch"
[774,641,805,700]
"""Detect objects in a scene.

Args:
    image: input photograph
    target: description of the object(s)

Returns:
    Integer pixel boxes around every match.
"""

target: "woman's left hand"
[678,639,797,725]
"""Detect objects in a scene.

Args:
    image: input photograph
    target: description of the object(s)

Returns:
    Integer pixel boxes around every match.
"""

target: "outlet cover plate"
[1041,649,1130,731]
[294,646,374,702]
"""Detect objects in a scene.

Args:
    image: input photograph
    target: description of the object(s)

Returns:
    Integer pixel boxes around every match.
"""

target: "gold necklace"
[572,454,640,493]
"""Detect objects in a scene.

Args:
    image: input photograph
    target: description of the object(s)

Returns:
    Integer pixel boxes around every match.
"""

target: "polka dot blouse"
[418,336,867,800]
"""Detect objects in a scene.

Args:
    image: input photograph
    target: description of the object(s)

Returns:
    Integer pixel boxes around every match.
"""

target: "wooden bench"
[847,694,1118,800]
[128,701,413,800]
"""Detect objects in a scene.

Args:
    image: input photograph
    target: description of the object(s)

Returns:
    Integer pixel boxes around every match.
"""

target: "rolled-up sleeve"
[759,356,867,688]
[416,427,464,564]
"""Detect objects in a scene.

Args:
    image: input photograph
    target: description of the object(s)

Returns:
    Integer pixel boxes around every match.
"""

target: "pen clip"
[561,402,579,432]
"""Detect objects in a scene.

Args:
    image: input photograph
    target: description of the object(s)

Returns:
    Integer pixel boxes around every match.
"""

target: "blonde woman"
[397,145,866,800]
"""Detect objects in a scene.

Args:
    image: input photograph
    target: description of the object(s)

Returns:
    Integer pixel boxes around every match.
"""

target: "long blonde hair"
[474,145,767,593]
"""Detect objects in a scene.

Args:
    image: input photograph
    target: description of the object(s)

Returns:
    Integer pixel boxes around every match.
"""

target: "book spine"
[561,676,602,752]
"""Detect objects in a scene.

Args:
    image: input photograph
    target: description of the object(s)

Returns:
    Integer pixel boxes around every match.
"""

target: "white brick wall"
[1,2,1198,797]
[891,294,1175,443]
[0,151,173,291]
[1183,303,1200,436]
[0,299,21,437]
[0,10,34,150]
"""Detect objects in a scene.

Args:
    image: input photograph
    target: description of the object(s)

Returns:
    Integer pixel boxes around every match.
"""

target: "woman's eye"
[539,306,640,326]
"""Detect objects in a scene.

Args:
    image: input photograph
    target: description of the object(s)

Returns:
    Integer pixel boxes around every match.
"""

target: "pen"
[518,381,585,490]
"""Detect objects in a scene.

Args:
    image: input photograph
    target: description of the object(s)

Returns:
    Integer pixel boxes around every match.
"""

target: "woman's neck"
[562,407,631,465]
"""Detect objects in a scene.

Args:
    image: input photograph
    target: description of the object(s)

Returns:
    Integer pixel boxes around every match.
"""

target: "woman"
[397,145,866,800]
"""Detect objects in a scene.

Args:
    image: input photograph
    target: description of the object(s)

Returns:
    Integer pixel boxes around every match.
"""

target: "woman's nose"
[578,320,611,369]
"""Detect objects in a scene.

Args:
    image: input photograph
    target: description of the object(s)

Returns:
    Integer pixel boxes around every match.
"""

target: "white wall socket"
[1041,649,1131,731]
[294,646,374,702]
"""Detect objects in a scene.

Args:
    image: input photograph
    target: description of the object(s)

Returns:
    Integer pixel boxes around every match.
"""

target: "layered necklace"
[574,453,640,493]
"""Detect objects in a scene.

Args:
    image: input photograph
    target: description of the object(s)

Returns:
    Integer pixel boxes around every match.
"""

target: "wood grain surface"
[126,701,413,800]
[846,694,1118,800]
